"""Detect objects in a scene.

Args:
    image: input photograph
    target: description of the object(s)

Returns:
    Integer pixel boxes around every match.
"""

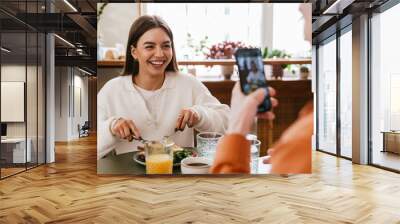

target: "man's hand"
[227,82,278,135]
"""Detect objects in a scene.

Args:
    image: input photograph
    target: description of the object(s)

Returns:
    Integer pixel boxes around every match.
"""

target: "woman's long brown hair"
[121,15,178,76]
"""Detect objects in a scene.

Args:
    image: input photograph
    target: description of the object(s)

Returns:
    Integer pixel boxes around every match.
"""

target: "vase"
[272,65,283,80]
[221,65,234,80]
[300,71,309,79]
[188,67,196,76]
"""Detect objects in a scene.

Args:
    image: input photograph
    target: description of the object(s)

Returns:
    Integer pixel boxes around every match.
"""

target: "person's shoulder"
[168,71,200,85]
[99,75,129,94]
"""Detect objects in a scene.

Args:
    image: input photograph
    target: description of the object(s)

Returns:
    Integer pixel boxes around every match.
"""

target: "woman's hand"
[175,108,200,131]
[111,118,141,141]
[227,82,278,136]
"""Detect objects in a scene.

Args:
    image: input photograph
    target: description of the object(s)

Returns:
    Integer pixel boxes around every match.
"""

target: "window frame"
[368,0,400,173]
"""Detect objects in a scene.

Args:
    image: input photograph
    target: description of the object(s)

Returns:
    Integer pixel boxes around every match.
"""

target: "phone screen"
[234,48,271,112]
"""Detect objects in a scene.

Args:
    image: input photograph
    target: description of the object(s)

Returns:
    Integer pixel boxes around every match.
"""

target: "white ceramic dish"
[180,157,212,174]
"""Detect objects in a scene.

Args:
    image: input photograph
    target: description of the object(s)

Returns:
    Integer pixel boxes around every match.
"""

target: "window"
[144,3,262,60]
[273,4,310,57]
[371,3,400,171]
[317,36,337,154]
[0,1,47,179]
[339,28,352,158]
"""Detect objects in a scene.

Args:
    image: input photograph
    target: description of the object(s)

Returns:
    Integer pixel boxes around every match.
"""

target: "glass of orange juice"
[145,140,173,174]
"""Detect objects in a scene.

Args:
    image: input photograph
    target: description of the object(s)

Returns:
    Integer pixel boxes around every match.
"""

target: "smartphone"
[234,48,271,113]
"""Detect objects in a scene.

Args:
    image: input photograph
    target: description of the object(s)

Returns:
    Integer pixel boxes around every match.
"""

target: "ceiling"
[311,0,390,44]
[0,0,99,74]
[1,0,396,75]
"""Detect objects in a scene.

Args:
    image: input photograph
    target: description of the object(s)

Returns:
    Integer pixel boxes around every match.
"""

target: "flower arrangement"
[206,41,249,59]
[183,33,209,59]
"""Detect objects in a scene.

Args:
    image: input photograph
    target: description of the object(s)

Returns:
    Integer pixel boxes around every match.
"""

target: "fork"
[129,135,148,144]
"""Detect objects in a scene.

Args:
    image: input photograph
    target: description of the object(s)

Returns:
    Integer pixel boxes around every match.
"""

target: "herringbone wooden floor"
[1,135,400,224]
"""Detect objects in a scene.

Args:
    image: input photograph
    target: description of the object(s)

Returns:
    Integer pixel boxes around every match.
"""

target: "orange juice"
[146,154,173,174]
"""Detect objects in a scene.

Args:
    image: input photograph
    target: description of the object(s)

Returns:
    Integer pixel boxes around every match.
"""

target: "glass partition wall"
[339,27,352,159]
[316,0,400,172]
[317,35,337,155]
[316,26,353,159]
[0,1,46,179]
[370,2,400,171]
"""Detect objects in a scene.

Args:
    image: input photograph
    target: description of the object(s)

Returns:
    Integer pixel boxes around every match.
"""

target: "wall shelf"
[97,58,312,68]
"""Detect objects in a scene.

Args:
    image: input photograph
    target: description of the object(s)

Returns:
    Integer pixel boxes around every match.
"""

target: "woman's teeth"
[149,61,164,65]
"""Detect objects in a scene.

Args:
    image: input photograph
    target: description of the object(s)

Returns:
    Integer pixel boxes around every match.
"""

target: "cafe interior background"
[0,0,400,222]
[97,3,312,174]
[2,0,400,177]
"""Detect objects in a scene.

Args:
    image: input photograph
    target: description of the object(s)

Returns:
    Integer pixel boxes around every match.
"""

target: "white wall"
[97,3,138,50]
[55,66,69,141]
[1,65,30,138]
[72,73,89,138]
[98,3,276,56]
[54,67,89,141]
[1,64,46,163]
[261,4,273,51]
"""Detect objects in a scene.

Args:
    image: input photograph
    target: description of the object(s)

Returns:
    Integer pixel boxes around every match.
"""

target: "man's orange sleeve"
[210,134,251,174]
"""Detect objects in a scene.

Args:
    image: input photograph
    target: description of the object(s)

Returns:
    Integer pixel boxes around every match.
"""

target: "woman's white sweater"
[97,72,230,160]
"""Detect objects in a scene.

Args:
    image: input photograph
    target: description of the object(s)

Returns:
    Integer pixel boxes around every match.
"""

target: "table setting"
[97,132,270,175]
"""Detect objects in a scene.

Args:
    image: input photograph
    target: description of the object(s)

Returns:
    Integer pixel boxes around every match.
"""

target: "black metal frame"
[315,17,353,162]
[315,44,319,152]
[0,17,2,179]
[367,10,373,166]
[336,16,341,158]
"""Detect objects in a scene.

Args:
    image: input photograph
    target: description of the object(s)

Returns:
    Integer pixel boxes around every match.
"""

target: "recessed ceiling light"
[1,47,11,53]
[63,0,78,12]
[54,34,75,48]
[78,67,93,76]
[323,0,354,15]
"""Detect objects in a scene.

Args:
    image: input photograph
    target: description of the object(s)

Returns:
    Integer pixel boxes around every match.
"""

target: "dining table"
[97,149,271,175]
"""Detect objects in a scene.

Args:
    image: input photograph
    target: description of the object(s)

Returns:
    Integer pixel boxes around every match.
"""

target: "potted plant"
[184,33,209,59]
[206,41,248,79]
[262,47,291,80]
[299,65,310,79]
[181,33,211,76]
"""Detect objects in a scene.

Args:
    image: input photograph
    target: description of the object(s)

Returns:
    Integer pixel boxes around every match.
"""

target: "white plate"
[133,148,197,167]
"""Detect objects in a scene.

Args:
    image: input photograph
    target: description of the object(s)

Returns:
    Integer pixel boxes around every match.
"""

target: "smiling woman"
[97,15,230,166]
[121,15,178,78]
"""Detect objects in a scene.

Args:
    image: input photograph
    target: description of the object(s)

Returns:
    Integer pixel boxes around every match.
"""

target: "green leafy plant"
[300,66,309,73]
[185,33,209,58]
[97,3,108,23]
[173,149,196,164]
[262,47,292,70]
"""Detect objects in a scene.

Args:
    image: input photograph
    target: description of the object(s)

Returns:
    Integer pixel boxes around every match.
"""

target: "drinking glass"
[250,139,261,174]
[196,132,223,161]
[145,141,173,174]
